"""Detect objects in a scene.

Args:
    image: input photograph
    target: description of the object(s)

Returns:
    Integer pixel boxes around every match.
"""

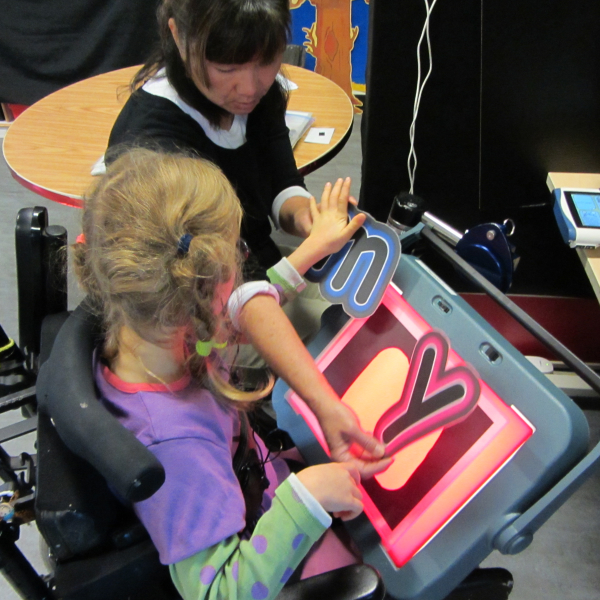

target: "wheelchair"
[0,206,514,600]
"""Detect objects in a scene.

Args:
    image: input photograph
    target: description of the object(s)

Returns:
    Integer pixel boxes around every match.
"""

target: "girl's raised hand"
[309,177,365,257]
[286,177,366,275]
[296,462,363,521]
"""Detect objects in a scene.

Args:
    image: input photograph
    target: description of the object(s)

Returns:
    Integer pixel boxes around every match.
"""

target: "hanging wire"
[407,0,440,194]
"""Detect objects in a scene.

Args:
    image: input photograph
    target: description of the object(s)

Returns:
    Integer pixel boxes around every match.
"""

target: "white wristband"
[287,473,332,528]
[227,281,281,330]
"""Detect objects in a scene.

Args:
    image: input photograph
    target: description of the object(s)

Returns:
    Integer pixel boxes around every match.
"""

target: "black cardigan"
[108,83,307,270]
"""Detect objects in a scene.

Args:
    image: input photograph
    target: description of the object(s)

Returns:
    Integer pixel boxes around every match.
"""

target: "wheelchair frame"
[0,206,536,600]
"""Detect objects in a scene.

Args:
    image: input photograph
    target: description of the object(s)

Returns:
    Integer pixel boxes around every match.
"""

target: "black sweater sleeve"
[246,85,307,200]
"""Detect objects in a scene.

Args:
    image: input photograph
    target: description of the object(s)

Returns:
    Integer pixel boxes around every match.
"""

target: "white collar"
[142,69,247,149]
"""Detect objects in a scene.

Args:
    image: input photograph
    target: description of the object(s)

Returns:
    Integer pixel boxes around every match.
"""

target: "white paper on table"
[304,127,335,144]
[277,74,299,91]
[91,155,107,176]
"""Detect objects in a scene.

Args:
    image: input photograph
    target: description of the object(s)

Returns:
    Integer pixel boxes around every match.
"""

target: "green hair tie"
[195,339,228,357]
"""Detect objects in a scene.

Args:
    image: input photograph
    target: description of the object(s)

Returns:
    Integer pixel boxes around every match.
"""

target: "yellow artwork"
[290,0,367,112]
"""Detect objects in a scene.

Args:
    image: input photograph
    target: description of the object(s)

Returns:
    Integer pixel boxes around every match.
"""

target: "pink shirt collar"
[101,365,191,394]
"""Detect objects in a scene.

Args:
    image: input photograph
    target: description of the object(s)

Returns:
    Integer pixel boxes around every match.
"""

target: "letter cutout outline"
[374,331,481,456]
[306,208,401,318]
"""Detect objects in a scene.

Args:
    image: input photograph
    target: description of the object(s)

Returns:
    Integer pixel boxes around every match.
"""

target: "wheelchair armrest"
[36,303,165,503]
[277,564,385,600]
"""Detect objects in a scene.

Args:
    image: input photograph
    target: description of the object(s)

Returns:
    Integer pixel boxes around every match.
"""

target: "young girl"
[82,0,393,471]
[74,149,372,600]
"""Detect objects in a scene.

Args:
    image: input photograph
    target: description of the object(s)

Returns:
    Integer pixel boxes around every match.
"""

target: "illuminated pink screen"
[286,284,534,567]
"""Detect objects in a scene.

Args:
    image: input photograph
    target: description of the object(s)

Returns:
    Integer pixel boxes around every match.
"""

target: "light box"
[286,283,534,568]
[274,254,589,600]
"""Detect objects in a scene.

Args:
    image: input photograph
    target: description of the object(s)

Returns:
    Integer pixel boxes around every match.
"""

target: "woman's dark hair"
[133,0,291,127]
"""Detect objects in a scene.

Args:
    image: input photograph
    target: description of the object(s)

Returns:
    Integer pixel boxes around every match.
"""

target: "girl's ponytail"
[74,149,272,404]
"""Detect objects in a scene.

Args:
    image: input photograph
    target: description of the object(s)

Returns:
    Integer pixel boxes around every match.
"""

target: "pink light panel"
[286,284,534,567]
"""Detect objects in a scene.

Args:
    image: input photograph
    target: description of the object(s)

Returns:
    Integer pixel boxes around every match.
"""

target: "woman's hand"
[279,196,314,238]
[286,178,366,275]
[296,462,363,521]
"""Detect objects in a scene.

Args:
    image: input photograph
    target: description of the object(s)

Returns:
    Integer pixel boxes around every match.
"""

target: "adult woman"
[102,0,388,474]
[108,0,313,271]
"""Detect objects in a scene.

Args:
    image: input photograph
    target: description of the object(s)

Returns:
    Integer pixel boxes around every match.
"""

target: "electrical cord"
[407,0,440,194]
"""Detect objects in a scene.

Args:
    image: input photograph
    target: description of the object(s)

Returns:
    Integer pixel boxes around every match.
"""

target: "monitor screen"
[285,283,534,567]
[565,192,600,228]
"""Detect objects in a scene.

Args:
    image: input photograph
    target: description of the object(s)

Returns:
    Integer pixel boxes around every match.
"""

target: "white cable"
[407,0,439,194]
[407,0,437,193]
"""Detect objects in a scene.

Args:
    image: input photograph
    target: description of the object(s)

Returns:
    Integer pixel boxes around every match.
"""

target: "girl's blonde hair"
[73,149,270,404]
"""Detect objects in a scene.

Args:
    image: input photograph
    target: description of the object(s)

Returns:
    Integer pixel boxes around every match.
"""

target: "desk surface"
[3,64,353,207]
[547,172,600,304]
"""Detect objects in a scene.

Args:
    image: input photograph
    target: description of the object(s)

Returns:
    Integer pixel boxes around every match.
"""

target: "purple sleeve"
[134,437,246,565]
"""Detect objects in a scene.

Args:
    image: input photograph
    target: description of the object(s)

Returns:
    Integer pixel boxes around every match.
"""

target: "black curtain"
[0,0,160,105]
[360,0,600,296]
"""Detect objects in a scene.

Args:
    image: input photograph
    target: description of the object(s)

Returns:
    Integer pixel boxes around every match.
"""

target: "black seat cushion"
[35,410,125,561]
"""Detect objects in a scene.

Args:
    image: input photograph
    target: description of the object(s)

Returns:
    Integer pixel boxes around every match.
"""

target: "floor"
[1,118,599,600]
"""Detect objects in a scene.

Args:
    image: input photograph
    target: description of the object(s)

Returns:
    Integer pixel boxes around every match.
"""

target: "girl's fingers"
[337,177,352,211]
[320,181,332,209]
[329,178,344,210]
[308,196,319,221]
[339,461,362,485]
[320,178,353,214]
[352,456,394,479]
[323,178,344,212]
[349,427,386,459]
[344,213,366,238]
[333,498,363,521]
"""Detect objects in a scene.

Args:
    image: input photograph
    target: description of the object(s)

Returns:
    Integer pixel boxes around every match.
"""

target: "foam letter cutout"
[374,331,480,455]
[306,208,401,318]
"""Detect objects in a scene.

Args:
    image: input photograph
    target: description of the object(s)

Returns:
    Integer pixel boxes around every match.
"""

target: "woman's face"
[194,57,282,115]
[168,18,282,115]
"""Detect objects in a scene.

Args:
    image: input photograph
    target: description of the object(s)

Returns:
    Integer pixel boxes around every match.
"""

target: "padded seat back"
[34,309,156,562]
[32,309,178,599]
[35,410,127,561]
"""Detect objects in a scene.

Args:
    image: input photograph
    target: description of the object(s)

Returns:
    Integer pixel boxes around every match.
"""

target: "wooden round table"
[3,64,354,208]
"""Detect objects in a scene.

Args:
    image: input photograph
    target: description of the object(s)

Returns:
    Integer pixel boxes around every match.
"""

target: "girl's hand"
[315,399,393,479]
[286,178,366,275]
[308,177,365,258]
[296,462,363,521]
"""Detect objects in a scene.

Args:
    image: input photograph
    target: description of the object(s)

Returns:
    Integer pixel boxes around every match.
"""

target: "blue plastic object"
[305,208,401,318]
[553,189,577,245]
[455,221,519,292]
[552,187,600,248]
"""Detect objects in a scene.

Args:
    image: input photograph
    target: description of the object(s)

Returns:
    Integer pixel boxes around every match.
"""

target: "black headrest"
[36,303,165,502]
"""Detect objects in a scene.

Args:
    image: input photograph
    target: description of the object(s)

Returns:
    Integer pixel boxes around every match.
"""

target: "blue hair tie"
[177,233,193,256]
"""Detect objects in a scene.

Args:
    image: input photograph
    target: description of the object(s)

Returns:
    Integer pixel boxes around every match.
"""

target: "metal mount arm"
[420,224,600,554]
